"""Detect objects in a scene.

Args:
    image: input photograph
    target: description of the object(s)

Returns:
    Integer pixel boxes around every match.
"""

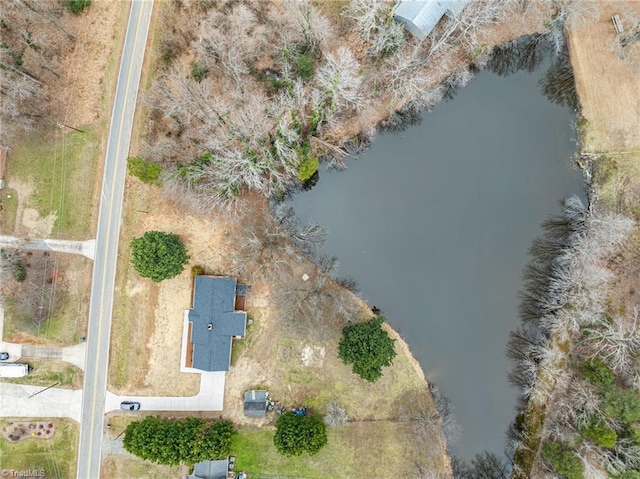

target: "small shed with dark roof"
[394,0,470,40]
[187,276,247,372]
[244,390,268,418]
[187,459,229,479]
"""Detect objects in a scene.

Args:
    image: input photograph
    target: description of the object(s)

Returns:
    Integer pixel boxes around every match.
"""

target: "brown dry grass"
[101,456,181,479]
[568,1,640,153]
[108,178,232,395]
[3,253,91,347]
[54,1,130,130]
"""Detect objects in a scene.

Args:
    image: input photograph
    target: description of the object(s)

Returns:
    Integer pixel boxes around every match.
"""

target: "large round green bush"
[130,231,189,282]
[338,316,396,382]
[273,412,327,457]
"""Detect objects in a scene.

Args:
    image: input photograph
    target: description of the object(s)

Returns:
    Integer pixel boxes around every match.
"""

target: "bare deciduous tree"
[290,0,334,51]
[324,401,348,428]
[0,0,77,146]
[346,0,405,56]
[582,310,640,375]
[317,47,365,115]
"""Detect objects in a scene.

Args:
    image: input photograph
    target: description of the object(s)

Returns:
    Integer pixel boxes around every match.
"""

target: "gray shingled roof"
[189,276,247,372]
[187,459,228,479]
[394,0,469,40]
[244,390,268,418]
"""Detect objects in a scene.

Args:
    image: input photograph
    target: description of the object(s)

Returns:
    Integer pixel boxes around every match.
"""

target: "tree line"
[506,196,637,479]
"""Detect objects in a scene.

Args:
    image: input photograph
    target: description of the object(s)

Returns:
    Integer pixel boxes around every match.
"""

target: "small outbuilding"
[394,0,470,40]
[243,390,268,418]
[187,459,229,479]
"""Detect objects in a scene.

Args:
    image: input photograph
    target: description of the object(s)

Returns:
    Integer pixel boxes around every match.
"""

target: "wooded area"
[142,0,577,213]
[0,0,80,148]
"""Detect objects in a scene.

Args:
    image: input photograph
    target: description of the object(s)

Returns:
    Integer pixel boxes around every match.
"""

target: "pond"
[289,62,584,459]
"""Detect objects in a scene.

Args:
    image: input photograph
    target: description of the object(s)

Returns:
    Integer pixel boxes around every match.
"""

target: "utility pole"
[57,122,84,133]
[29,381,60,398]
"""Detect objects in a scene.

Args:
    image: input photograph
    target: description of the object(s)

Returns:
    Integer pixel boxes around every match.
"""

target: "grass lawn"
[0,418,78,479]
[105,414,140,440]
[0,188,18,234]
[7,127,99,239]
[593,155,640,217]
[231,427,329,478]
[109,191,139,390]
[230,316,258,367]
[1,360,83,389]
[231,422,421,479]
[102,417,428,478]
[101,456,181,479]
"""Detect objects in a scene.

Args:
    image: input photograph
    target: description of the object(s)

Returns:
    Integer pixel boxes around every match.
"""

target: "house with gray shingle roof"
[184,276,247,372]
[394,0,470,40]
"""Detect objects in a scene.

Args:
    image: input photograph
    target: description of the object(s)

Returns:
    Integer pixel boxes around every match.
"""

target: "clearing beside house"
[568,1,640,153]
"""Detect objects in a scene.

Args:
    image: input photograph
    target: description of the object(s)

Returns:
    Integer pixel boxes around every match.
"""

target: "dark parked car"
[0,352,9,360]
[120,401,141,411]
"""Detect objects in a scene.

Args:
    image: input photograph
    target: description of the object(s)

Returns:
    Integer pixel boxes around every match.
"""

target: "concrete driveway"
[0,382,82,422]
[0,370,224,423]
[105,372,226,412]
[0,342,87,371]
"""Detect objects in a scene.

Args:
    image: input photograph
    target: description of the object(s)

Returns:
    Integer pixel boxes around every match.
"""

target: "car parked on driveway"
[120,401,140,411]
[0,353,9,360]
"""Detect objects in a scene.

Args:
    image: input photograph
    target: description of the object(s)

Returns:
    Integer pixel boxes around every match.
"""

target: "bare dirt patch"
[3,179,57,238]
[568,1,640,153]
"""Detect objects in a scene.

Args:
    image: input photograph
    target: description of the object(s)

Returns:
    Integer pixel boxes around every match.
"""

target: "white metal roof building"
[394,0,470,40]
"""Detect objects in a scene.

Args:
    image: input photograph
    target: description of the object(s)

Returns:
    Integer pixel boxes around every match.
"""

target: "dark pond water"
[290,65,584,459]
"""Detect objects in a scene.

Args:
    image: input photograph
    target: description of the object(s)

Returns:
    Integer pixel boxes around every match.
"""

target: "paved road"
[0,235,95,259]
[77,2,153,478]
